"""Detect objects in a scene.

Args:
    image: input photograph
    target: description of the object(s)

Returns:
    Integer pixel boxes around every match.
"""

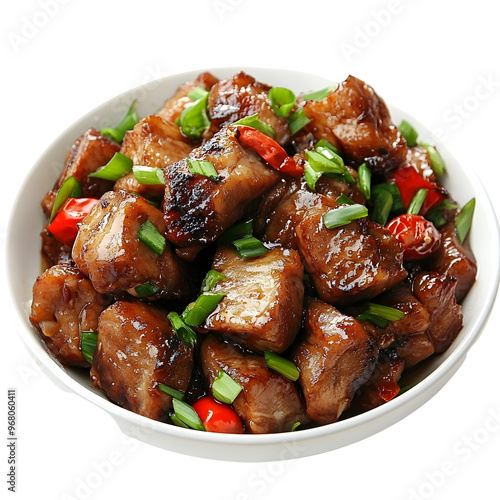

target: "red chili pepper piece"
[235,125,303,177]
[47,197,99,247]
[393,166,446,215]
[377,381,400,402]
[386,213,442,260]
[192,396,244,434]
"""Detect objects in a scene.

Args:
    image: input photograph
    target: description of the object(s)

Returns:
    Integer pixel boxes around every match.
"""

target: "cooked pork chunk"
[29,262,111,367]
[163,126,280,260]
[72,190,192,299]
[91,301,193,421]
[296,210,407,305]
[292,300,378,424]
[42,128,120,215]
[201,336,308,433]
[303,75,407,173]
[202,246,304,353]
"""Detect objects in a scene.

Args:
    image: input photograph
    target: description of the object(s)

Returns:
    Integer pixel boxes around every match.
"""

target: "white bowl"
[7,67,500,461]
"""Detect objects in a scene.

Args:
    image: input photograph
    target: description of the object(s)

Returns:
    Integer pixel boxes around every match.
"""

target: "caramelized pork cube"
[207,71,291,145]
[292,300,378,424]
[303,75,407,174]
[30,262,111,367]
[201,336,308,433]
[296,210,407,305]
[90,301,193,421]
[429,222,477,302]
[72,190,192,299]
[202,246,304,353]
[413,271,463,353]
[394,332,435,368]
[42,128,120,215]
[163,127,280,260]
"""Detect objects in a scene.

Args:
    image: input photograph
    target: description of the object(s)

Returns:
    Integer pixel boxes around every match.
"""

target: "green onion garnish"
[291,422,301,431]
[322,204,369,229]
[425,199,459,228]
[88,152,133,181]
[100,100,139,144]
[187,86,209,101]
[336,193,355,205]
[187,158,219,181]
[371,188,393,226]
[358,163,371,200]
[288,108,311,135]
[49,175,82,223]
[218,219,254,244]
[158,383,185,401]
[134,282,159,297]
[171,399,205,431]
[306,150,346,175]
[418,141,447,176]
[315,138,340,156]
[407,188,428,215]
[455,198,475,243]
[264,351,300,381]
[269,87,296,118]
[372,182,404,212]
[132,165,165,185]
[200,270,226,293]
[179,91,210,140]
[138,219,166,256]
[182,293,226,327]
[80,330,98,364]
[167,311,198,348]
[399,120,418,147]
[212,369,243,404]
[302,84,338,101]
[304,161,323,192]
[356,302,405,329]
[232,236,268,259]
[232,113,276,138]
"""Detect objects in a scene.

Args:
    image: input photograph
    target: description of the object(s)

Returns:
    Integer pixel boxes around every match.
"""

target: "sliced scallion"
[88,152,133,181]
[167,311,198,348]
[158,383,185,401]
[138,219,166,256]
[187,158,219,182]
[101,100,139,144]
[172,398,205,431]
[365,302,405,322]
[305,150,345,175]
[302,84,338,101]
[323,204,369,229]
[425,199,459,228]
[80,330,98,364]
[264,351,300,381]
[218,219,254,244]
[232,236,268,259]
[358,163,371,200]
[304,161,323,192]
[49,175,82,223]
[269,87,296,118]
[371,188,393,226]
[455,198,476,243]
[212,369,243,404]
[200,270,226,293]
[418,141,447,176]
[187,86,209,101]
[232,113,276,138]
[399,120,418,147]
[291,422,301,431]
[336,193,355,205]
[407,188,428,215]
[315,138,340,156]
[182,293,226,327]
[179,92,210,140]
[288,108,311,135]
[134,282,159,297]
[372,183,404,212]
[132,165,165,185]
[169,412,189,428]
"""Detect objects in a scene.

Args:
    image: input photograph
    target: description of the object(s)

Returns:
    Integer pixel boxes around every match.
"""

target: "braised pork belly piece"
[292,300,378,424]
[163,126,280,260]
[201,336,308,433]
[42,128,120,215]
[201,246,304,353]
[91,301,194,421]
[72,190,192,299]
[303,75,407,174]
[29,262,111,367]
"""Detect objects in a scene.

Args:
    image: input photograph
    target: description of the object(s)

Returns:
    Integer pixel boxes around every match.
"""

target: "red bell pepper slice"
[47,197,99,247]
[393,166,446,215]
[235,125,303,177]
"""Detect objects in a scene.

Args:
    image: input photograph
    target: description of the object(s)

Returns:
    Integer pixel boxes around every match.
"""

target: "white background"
[2,1,499,499]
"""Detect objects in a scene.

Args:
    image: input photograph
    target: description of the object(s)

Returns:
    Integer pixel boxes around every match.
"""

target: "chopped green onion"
[158,383,185,401]
[407,188,428,215]
[269,87,296,118]
[315,138,340,156]
[179,92,210,140]
[100,100,139,144]
[134,282,159,297]
[358,163,371,200]
[372,182,404,212]
[356,312,389,329]
[201,270,226,293]
[399,120,418,147]
[80,330,98,364]
[138,219,166,255]
[187,158,219,182]
[291,422,301,431]
[169,413,189,428]
[371,188,394,226]
[304,161,323,192]
[365,302,405,322]
[172,399,205,431]
[89,152,133,181]
[132,165,165,185]
[306,150,346,175]
[167,311,198,348]
[455,198,475,243]
[336,193,355,205]
[288,108,311,135]
[232,236,268,259]
[418,141,447,176]
[182,293,226,327]
[187,86,209,101]
[264,351,300,381]
[233,113,276,138]
[219,219,254,244]
[49,175,82,223]
[323,204,369,229]
[425,199,459,228]
[212,369,243,404]
[302,84,338,101]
